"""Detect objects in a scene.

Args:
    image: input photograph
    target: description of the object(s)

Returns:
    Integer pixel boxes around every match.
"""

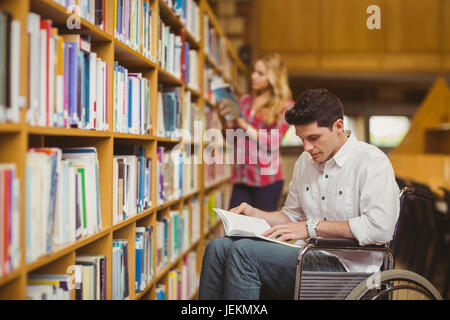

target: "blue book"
[135,234,143,292]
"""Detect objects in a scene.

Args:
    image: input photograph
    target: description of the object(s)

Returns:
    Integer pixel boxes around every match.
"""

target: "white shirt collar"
[311,130,356,169]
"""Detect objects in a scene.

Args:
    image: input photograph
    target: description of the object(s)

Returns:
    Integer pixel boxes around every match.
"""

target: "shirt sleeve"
[281,157,307,222]
[348,155,400,246]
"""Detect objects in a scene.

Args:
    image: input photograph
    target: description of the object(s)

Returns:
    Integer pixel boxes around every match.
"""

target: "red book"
[40,20,52,127]
[180,30,186,82]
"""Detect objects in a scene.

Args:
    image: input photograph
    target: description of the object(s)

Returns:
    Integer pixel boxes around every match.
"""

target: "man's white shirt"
[282,131,400,272]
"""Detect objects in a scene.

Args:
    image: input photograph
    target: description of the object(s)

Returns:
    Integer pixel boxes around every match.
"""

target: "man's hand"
[229,202,258,218]
[261,222,309,242]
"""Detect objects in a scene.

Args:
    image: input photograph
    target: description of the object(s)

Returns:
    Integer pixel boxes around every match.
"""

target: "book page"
[215,208,304,248]
[214,208,271,236]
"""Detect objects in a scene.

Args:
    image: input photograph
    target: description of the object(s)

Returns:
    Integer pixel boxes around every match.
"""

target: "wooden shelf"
[0,0,247,300]
[26,228,110,273]
[158,0,185,31]
[30,0,113,42]
[114,39,157,70]
[27,126,111,137]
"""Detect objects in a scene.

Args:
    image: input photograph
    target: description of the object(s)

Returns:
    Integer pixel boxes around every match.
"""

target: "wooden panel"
[389,153,450,191]
[384,0,441,52]
[257,0,320,53]
[443,0,450,52]
[321,0,384,53]
[393,78,449,154]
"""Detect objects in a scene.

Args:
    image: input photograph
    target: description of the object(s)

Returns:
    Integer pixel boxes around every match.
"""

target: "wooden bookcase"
[0,0,248,300]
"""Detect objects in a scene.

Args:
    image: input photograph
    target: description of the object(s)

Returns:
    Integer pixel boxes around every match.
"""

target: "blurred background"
[210,0,450,298]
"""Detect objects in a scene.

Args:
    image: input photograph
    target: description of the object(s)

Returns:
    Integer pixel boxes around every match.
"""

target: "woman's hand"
[261,222,309,242]
[217,100,234,129]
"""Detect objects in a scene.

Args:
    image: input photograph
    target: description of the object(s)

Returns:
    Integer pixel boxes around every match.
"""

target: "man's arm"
[261,220,355,242]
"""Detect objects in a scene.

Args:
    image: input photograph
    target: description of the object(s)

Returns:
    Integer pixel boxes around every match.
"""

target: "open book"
[214,208,303,248]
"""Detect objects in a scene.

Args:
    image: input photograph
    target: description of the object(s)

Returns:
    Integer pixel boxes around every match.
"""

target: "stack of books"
[113,0,152,56]
[191,197,201,243]
[113,145,152,224]
[26,274,71,300]
[27,14,109,129]
[156,146,183,205]
[156,85,182,138]
[112,239,129,300]
[156,283,166,300]
[113,63,152,135]
[53,0,106,31]
[135,226,154,293]
[0,12,23,124]
[166,251,198,300]
[0,164,20,277]
[156,210,188,273]
[74,254,107,300]
[25,147,102,263]
[163,0,200,41]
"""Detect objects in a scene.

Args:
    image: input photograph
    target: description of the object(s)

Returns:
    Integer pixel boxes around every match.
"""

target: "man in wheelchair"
[198,88,400,300]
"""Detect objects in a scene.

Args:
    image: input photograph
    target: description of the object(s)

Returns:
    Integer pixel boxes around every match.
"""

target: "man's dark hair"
[285,88,344,128]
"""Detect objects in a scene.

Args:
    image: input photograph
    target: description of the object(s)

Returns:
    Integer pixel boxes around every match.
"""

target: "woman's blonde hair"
[254,53,292,126]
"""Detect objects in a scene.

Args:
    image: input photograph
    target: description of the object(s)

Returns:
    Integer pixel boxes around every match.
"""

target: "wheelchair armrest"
[307,237,388,249]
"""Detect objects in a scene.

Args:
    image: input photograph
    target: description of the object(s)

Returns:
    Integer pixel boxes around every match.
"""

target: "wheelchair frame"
[293,186,442,300]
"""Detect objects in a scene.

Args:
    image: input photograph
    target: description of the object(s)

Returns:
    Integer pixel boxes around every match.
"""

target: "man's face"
[295,120,343,163]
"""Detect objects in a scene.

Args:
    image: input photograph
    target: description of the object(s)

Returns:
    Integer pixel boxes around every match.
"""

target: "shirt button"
[306,187,309,191]
[322,196,325,200]
[339,191,343,195]
[325,174,329,179]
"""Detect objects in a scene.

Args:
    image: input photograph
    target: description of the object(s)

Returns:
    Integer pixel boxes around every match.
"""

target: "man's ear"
[334,119,344,131]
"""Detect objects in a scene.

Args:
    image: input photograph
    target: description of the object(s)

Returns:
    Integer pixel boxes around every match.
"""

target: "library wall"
[254,0,450,73]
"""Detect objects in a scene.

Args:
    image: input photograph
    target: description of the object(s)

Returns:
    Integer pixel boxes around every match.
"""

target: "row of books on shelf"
[155,251,198,300]
[156,146,199,206]
[28,13,109,130]
[203,13,232,78]
[25,147,102,263]
[26,254,107,300]
[0,12,23,124]
[183,91,202,141]
[114,0,154,61]
[158,19,199,89]
[0,164,20,277]
[155,201,200,273]
[113,145,152,224]
[53,0,106,31]
[204,188,228,232]
[163,0,201,42]
[26,225,153,300]
[113,62,152,135]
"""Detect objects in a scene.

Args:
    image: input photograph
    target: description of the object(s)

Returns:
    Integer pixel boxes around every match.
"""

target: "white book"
[38,29,47,127]
[112,158,118,224]
[27,13,41,126]
[68,164,76,243]
[214,208,303,248]
[89,52,97,130]
[156,90,165,137]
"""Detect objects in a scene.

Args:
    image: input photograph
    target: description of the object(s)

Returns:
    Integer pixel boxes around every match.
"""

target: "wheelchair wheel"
[346,269,443,300]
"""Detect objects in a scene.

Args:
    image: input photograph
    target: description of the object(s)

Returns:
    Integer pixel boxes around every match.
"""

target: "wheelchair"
[294,187,444,300]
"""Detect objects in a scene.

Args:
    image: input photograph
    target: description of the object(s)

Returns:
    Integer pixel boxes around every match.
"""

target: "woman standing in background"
[218,53,293,212]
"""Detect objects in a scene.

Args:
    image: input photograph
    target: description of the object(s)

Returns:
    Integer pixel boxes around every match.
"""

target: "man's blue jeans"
[198,237,346,300]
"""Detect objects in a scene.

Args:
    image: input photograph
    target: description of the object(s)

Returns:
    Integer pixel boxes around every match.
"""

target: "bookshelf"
[0,0,248,300]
